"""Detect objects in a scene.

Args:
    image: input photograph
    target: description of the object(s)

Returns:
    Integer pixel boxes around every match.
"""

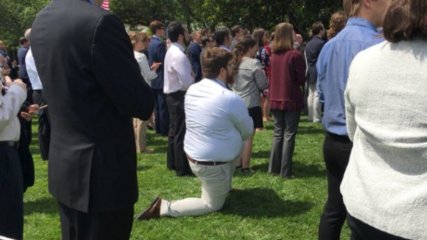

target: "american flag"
[101,0,110,10]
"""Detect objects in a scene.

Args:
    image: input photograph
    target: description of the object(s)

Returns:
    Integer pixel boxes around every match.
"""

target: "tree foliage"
[0,0,49,47]
[112,0,342,38]
[0,0,342,51]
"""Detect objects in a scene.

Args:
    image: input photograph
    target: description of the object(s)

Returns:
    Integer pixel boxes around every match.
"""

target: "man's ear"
[361,0,373,9]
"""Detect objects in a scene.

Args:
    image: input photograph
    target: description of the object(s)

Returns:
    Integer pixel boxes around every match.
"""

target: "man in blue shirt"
[316,0,390,239]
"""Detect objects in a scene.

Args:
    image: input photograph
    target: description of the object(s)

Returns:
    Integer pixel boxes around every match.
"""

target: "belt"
[187,156,228,166]
[0,141,18,148]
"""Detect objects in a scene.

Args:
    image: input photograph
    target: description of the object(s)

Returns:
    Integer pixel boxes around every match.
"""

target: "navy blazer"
[187,42,202,82]
[147,35,166,89]
[31,0,154,212]
[305,36,325,83]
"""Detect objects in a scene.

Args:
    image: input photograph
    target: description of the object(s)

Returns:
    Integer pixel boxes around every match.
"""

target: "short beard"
[225,70,234,84]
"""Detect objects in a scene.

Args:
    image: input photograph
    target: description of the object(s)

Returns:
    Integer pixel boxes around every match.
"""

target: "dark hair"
[383,0,427,43]
[202,47,233,79]
[232,35,257,66]
[327,11,347,40]
[201,36,212,48]
[201,28,211,37]
[231,25,243,37]
[167,21,185,43]
[149,20,164,35]
[311,21,325,36]
[19,37,27,45]
[252,28,266,47]
[213,28,230,46]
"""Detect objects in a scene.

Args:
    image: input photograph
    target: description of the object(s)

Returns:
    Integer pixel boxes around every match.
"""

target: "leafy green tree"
[0,0,343,51]
[0,0,49,48]
[110,0,182,27]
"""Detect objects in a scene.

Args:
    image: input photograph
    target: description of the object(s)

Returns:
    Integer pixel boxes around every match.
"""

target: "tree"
[110,0,182,27]
[0,0,49,50]
[0,0,343,52]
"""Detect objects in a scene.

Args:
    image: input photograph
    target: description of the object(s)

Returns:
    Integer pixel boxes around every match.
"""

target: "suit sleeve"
[293,52,306,87]
[91,13,154,120]
[155,42,166,64]
[316,48,327,103]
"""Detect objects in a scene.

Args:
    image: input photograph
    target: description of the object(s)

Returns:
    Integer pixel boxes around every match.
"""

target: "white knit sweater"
[342,40,427,240]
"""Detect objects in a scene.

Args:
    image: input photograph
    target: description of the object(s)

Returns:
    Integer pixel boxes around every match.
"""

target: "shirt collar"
[206,78,226,88]
[171,42,185,52]
[346,17,379,32]
[220,45,231,52]
[152,35,161,41]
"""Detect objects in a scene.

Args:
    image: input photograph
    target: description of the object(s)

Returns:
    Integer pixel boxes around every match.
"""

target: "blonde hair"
[327,11,348,39]
[271,22,294,53]
[343,0,361,17]
[128,31,149,46]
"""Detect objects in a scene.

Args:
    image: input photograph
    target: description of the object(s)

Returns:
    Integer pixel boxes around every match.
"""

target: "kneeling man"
[138,47,253,219]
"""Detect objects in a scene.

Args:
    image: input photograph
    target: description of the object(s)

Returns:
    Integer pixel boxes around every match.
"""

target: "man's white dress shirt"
[184,78,253,162]
[163,43,194,94]
[25,48,43,90]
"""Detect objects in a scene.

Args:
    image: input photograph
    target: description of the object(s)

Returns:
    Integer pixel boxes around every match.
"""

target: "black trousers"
[165,91,191,176]
[58,202,134,240]
[0,143,23,240]
[318,132,352,240]
[33,90,50,160]
[152,89,169,136]
[18,117,35,191]
[348,215,409,240]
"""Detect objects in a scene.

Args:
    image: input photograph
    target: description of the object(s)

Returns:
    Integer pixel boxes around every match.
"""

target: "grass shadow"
[252,150,270,159]
[30,146,40,155]
[251,161,325,178]
[147,134,168,152]
[297,125,324,135]
[24,197,58,215]
[222,188,313,218]
[137,165,153,171]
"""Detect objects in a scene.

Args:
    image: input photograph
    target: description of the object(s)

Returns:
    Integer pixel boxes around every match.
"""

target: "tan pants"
[160,156,238,217]
[133,118,147,152]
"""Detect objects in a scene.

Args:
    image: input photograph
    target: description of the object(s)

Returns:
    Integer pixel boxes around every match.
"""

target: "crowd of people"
[1,0,426,239]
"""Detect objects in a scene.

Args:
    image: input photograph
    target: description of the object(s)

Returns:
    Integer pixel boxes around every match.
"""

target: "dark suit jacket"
[305,36,325,83]
[147,35,166,90]
[187,42,202,82]
[31,0,154,213]
[17,47,29,80]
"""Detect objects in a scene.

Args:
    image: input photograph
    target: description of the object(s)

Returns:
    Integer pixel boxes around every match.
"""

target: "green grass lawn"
[24,117,350,239]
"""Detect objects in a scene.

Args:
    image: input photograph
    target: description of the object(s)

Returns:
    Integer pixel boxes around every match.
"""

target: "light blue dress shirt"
[316,17,384,136]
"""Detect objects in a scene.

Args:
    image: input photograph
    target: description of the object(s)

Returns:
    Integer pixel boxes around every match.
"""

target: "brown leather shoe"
[136,197,162,220]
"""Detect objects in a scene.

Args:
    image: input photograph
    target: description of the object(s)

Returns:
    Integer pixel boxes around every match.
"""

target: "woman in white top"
[342,0,427,239]
[128,31,161,153]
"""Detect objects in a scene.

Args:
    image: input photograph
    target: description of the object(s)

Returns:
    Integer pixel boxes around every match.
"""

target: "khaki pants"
[133,118,147,152]
[160,157,238,217]
[307,81,321,122]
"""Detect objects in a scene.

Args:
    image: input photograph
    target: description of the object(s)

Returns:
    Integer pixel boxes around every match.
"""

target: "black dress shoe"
[136,197,162,220]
